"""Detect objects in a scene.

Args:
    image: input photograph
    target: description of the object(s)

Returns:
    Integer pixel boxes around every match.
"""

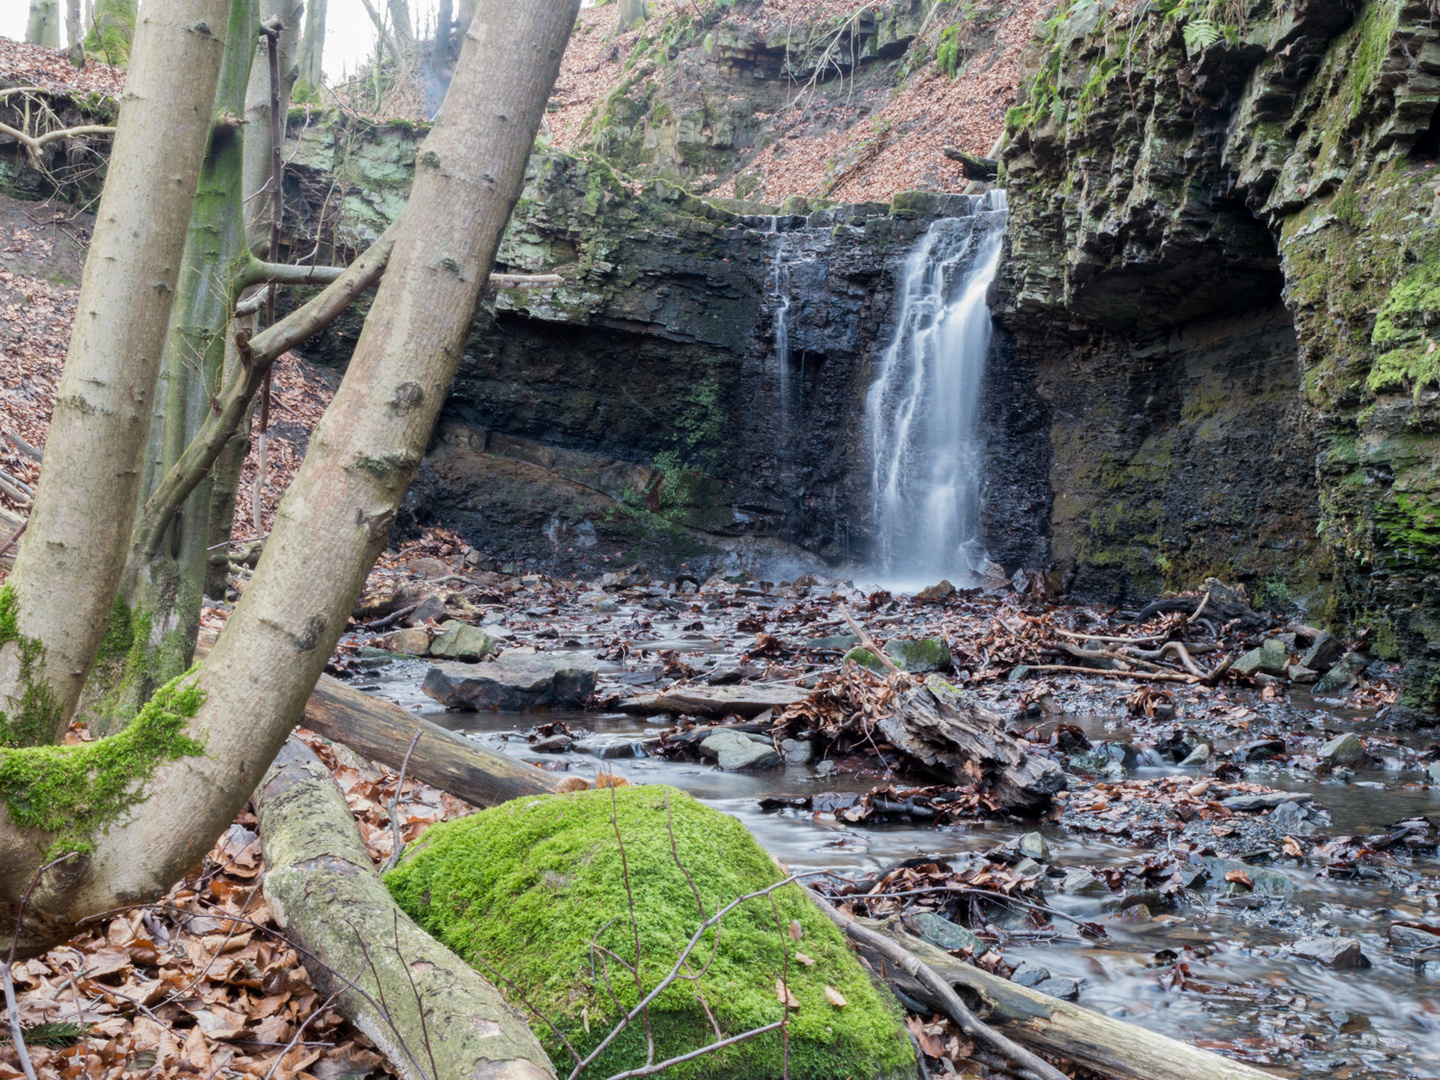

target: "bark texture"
[257,738,554,1080]
[242,0,302,254]
[0,0,580,958]
[618,0,646,33]
[1,0,231,745]
[296,0,326,92]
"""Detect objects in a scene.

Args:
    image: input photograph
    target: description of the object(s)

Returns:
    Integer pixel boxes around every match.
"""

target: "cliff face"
[999,0,1440,701]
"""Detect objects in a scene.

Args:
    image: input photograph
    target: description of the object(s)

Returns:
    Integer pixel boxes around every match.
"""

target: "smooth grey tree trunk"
[296,0,326,93]
[619,0,647,33]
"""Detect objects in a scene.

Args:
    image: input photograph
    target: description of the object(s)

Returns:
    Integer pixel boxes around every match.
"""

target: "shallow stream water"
[352,610,1440,1078]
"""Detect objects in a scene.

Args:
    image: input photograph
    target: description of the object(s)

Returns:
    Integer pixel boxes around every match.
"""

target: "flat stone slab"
[572,733,663,759]
[699,729,781,770]
[1291,936,1369,970]
[423,653,597,711]
[617,683,808,718]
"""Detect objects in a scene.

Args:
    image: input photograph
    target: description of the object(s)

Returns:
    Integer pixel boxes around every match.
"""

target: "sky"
[0,0,492,82]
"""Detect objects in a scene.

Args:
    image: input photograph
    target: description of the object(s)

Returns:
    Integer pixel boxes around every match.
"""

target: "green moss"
[386,787,913,1080]
[1350,0,1399,118]
[0,585,63,749]
[843,646,888,674]
[0,669,206,856]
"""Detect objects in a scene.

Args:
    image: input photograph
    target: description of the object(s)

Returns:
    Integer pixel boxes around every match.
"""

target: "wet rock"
[408,557,449,579]
[355,646,397,669]
[422,653,598,711]
[1235,638,1289,677]
[1203,857,1294,897]
[700,729,781,770]
[915,580,955,601]
[383,627,430,656]
[1220,792,1311,811]
[1427,761,1440,785]
[843,646,889,674]
[1269,799,1315,835]
[981,560,1009,590]
[1388,924,1440,949]
[1152,702,1176,720]
[1018,832,1050,862]
[1060,869,1108,896]
[804,634,859,651]
[1314,651,1372,695]
[1013,857,1041,876]
[1179,743,1211,767]
[1010,961,1050,988]
[1301,633,1346,673]
[593,598,620,613]
[573,733,662,759]
[1007,665,1031,682]
[884,637,951,672]
[618,683,808,718]
[529,734,573,753]
[1318,732,1365,766]
[1238,738,1286,762]
[404,593,448,626]
[1291,937,1370,970]
[1034,977,1082,1000]
[780,738,815,765]
[910,912,988,956]
[429,621,496,662]
[1287,663,1320,684]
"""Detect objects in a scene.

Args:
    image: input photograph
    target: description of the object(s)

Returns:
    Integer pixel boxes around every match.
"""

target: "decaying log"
[825,907,1276,1080]
[875,686,1066,812]
[941,145,999,180]
[256,739,555,1080]
[302,673,561,805]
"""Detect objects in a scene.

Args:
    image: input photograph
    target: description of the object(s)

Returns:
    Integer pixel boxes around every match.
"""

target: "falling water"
[766,220,794,436]
[865,190,1007,586]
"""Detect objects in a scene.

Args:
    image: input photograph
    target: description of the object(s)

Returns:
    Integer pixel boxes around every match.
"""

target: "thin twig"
[383,730,424,872]
[1,966,36,1080]
[0,519,27,561]
[839,603,902,675]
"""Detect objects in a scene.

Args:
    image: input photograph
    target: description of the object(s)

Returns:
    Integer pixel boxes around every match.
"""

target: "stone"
[981,560,1009,590]
[1017,831,1050,862]
[1314,650,1372,696]
[1291,937,1370,970]
[1388,923,1440,949]
[1010,961,1051,988]
[1301,633,1346,673]
[1202,857,1294,897]
[915,580,956,601]
[1034,977,1082,1000]
[699,729,781,770]
[403,593,448,626]
[780,738,815,765]
[1007,665,1031,682]
[1179,743,1210,767]
[428,621,495,663]
[883,637,951,672]
[910,912,988,956]
[422,653,598,711]
[1220,792,1309,811]
[529,734,573,753]
[1060,869,1108,896]
[386,788,917,1079]
[1238,738,1286,762]
[804,635,859,651]
[408,557,449,579]
[1427,761,1440,785]
[593,598,620,613]
[617,683,808,718]
[1269,800,1313,834]
[1318,732,1365,766]
[843,646,888,674]
[1287,663,1320,683]
[573,733,662,759]
[1235,638,1289,677]
[383,627,430,656]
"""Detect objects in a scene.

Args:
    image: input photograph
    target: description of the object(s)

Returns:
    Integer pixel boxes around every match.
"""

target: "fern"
[1182,17,1222,52]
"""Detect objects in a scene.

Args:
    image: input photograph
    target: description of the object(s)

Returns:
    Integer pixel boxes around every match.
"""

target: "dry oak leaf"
[824,986,847,1008]
[775,979,800,1008]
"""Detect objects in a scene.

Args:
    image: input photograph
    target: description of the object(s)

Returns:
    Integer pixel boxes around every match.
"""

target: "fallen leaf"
[595,774,628,789]
[1225,869,1253,890]
[775,979,799,1008]
[824,986,847,1007]
[1282,835,1305,858]
[789,919,803,942]
[794,952,815,966]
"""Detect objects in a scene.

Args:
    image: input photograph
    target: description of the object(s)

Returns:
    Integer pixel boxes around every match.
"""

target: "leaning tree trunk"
[0,0,230,748]
[80,0,263,736]
[257,739,555,1080]
[0,0,581,960]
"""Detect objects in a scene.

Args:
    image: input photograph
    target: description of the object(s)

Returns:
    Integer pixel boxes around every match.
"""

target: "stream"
[345,592,1440,1080]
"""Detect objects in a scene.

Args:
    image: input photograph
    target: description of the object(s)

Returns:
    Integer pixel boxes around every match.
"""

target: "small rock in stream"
[909,912,988,956]
[699,729,781,770]
[1034,977,1082,1000]
[1010,961,1051,988]
[1018,831,1050,862]
[429,621,496,662]
[573,733,662,759]
[1318,732,1365,766]
[422,653,597,711]
[1179,742,1211,767]
[1203,857,1295,897]
[1301,633,1346,673]
[1291,937,1370,970]
[529,734,573,753]
[883,637,952,673]
[1060,869,1108,896]
[383,627,431,656]
[1388,924,1440,950]
[780,738,815,765]
[1235,638,1289,677]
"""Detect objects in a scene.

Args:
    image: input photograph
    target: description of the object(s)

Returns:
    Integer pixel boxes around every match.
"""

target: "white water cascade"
[766,221,794,432]
[864,190,1007,586]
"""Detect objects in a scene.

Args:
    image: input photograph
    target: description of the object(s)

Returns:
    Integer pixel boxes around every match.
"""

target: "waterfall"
[766,221,794,432]
[864,190,1007,586]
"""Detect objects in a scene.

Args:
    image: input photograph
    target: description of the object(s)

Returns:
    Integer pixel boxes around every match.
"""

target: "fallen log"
[193,637,559,805]
[302,673,560,805]
[875,685,1066,812]
[256,738,555,1080]
[941,145,999,180]
[817,902,1275,1080]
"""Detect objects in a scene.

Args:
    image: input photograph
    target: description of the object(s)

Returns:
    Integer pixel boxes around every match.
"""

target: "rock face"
[998,0,1440,705]
[421,653,598,711]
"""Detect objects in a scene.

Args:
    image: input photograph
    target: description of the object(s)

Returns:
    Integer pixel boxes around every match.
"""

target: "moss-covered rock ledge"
[385,786,916,1080]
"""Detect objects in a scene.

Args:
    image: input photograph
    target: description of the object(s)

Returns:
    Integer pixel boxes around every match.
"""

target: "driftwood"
[875,686,1066,812]
[302,673,560,806]
[941,145,999,180]
[819,903,1277,1080]
[1134,593,1273,633]
[256,738,556,1080]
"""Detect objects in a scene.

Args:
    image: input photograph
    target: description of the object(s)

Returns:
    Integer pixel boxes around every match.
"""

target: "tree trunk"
[80,0,263,737]
[27,0,61,47]
[433,0,451,70]
[65,0,84,65]
[242,0,303,255]
[296,0,326,95]
[387,0,415,53]
[256,738,555,1080]
[0,0,581,960]
[0,0,231,748]
[455,0,475,37]
[618,0,647,33]
[84,0,138,64]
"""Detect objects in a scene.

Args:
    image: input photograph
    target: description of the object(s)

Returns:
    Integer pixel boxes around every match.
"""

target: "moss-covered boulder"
[385,787,915,1080]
